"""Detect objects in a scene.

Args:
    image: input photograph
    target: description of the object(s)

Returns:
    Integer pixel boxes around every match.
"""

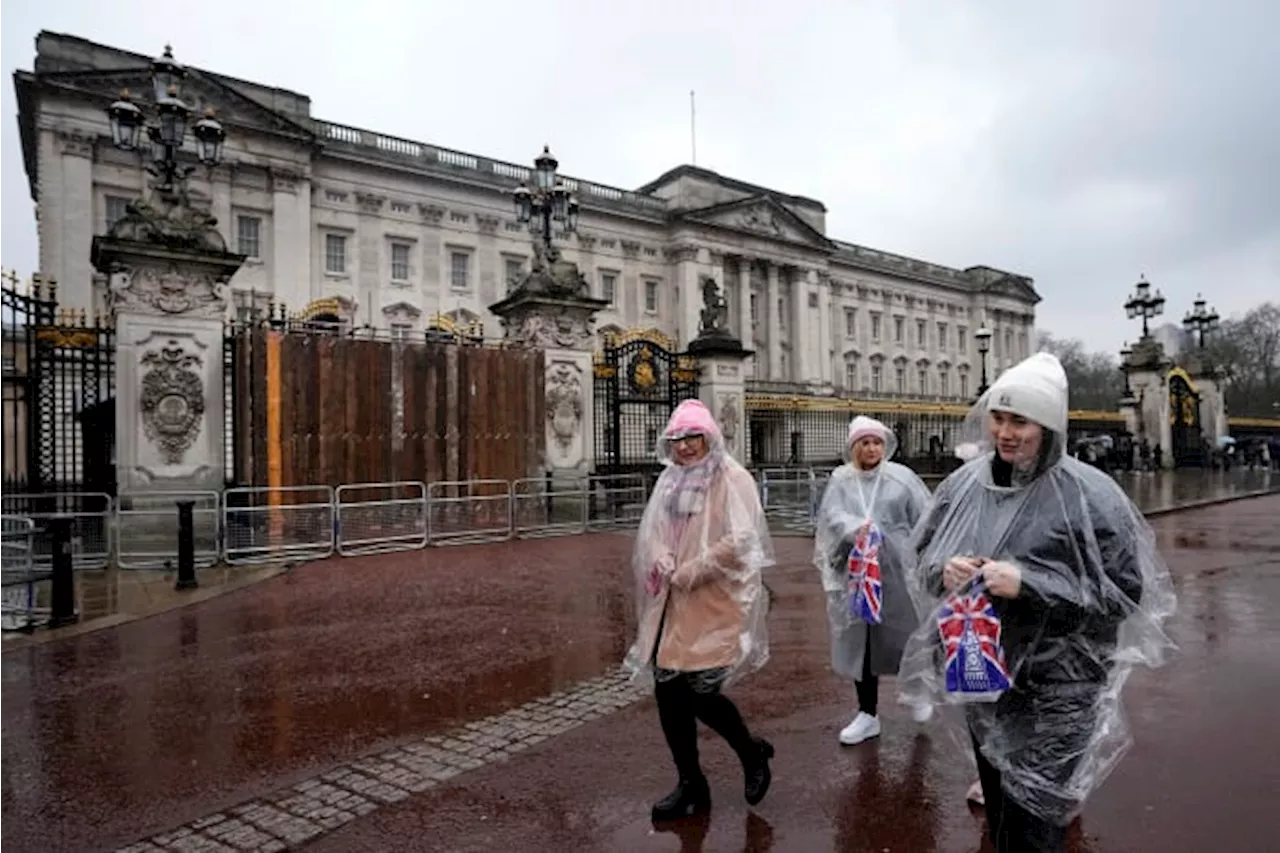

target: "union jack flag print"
[937,584,1011,695]
[847,521,884,624]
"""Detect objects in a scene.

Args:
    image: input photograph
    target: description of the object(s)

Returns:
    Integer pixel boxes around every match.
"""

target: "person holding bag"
[898,353,1177,853]
[813,415,933,745]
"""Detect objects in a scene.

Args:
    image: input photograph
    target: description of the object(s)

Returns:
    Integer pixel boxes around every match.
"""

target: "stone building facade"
[16,31,1040,403]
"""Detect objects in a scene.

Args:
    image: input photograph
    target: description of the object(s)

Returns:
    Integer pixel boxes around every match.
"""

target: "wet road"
[2,484,1277,852]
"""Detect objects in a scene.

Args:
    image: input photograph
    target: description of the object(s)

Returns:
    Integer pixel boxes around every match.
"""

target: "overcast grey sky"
[3,0,1276,354]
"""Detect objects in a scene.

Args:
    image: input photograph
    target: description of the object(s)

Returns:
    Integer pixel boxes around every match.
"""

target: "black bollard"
[48,515,79,628]
[175,500,198,591]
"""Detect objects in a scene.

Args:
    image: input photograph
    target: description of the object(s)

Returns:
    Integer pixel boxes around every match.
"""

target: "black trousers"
[655,671,756,782]
[972,737,1069,853]
[855,625,879,716]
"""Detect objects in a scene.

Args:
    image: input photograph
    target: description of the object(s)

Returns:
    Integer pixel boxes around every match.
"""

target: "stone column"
[93,205,245,492]
[673,245,704,348]
[271,169,311,312]
[817,270,833,389]
[766,262,782,379]
[1122,338,1174,468]
[737,257,753,344]
[490,246,609,481]
[790,268,810,382]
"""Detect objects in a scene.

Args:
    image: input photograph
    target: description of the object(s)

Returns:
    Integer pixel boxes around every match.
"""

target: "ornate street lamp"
[1123,274,1165,339]
[105,45,226,192]
[1119,343,1134,401]
[974,322,993,397]
[512,145,579,256]
[1182,293,1220,349]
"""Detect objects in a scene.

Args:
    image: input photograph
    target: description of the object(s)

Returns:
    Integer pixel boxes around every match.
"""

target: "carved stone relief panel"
[716,392,742,454]
[139,340,206,465]
[545,359,587,467]
[109,264,228,319]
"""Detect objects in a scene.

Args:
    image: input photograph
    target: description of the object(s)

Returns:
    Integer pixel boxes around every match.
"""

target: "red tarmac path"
[3,491,1278,852]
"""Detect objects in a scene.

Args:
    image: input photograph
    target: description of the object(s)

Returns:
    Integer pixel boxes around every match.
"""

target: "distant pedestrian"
[625,400,776,822]
[812,416,933,746]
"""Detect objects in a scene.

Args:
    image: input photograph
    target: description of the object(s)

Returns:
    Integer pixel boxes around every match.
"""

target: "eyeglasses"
[671,433,705,446]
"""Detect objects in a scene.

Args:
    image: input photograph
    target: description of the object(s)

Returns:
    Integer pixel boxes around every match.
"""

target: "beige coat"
[635,465,763,673]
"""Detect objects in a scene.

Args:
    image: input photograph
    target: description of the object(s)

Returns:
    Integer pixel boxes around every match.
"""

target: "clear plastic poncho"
[897,353,1177,825]
[813,416,932,679]
[624,400,775,693]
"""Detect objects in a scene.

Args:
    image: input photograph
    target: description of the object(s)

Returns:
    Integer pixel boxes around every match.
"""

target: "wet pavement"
[2,477,1278,853]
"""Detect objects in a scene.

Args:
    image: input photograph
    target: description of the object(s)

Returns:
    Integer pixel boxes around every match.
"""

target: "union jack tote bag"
[937,579,1012,697]
[846,520,884,625]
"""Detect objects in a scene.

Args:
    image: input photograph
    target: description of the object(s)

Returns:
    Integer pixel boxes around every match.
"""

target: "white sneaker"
[838,712,881,745]
[910,702,934,724]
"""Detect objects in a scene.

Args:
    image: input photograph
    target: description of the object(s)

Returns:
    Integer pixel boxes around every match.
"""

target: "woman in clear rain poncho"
[898,352,1176,853]
[624,399,776,822]
[813,416,933,745]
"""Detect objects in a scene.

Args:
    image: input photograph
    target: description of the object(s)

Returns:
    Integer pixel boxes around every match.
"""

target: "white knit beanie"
[986,352,1069,435]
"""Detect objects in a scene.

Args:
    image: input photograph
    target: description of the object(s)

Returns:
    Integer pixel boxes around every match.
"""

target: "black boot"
[743,738,774,806]
[651,776,712,822]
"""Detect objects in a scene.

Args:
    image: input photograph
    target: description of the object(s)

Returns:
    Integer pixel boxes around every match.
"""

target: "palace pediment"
[679,195,834,251]
[20,66,315,142]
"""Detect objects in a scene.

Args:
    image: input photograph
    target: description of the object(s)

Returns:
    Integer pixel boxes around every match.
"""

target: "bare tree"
[1036,332,1126,411]
[1202,302,1280,417]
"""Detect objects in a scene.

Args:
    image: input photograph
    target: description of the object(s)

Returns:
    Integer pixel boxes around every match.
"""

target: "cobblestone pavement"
[113,668,648,853]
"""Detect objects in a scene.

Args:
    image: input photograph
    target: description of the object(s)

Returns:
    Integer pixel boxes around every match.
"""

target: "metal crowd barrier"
[1,515,48,632]
[336,482,428,556]
[0,492,113,570]
[224,485,336,564]
[1,468,836,574]
[427,479,513,546]
[116,491,221,570]
[512,477,588,538]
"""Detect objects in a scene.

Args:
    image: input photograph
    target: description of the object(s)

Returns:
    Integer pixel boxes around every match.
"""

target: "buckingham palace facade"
[17,31,1039,408]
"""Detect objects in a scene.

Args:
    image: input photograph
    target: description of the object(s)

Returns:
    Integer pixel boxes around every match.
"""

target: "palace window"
[506,258,525,292]
[600,271,617,305]
[916,318,927,347]
[390,322,412,342]
[895,367,906,394]
[939,369,950,397]
[236,215,262,259]
[871,313,882,341]
[871,365,883,393]
[844,308,857,338]
[844,360,858,390]
[894,316,904,343]
[324,234,347,274]
[390,242,411,282]
[449,250,471,291]
[105,195,130,231]
[960,373,969,398]
[957,325,968,354]
[644,280,659,312]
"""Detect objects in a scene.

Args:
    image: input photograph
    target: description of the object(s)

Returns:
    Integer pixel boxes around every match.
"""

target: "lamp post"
[1123,275,1165,339]
[104,45,226,192]
[1119,343,1134,400]
[512,146,579,257]
[1182,293,1220,349]
[974,322,993,397]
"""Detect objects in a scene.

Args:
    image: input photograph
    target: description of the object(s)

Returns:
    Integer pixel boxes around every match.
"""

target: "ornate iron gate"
[1,275,115,494]
[593,331,699,476]
[1168,370,1203,468]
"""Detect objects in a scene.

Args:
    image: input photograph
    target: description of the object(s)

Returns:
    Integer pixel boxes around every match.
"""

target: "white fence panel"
[116,491,221,570]
[336,482,428,556]
[427,479,512,545]
[224,485,336,564]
